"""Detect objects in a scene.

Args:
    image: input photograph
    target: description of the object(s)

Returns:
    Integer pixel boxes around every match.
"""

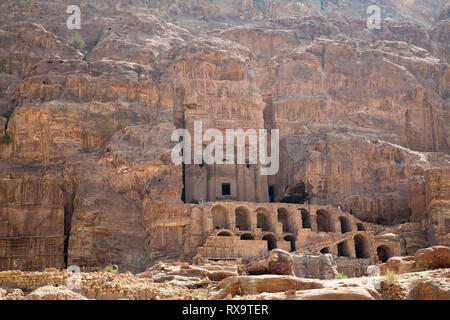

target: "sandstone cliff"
[0,0,448,272]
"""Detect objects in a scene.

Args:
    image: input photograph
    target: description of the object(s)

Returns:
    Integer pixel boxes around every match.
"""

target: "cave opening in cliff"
[339,216,351,233]
[211,205,229,229]
[256,209,270,231]
[63,192,75,268]
[235,207,250,231]
[354,234,370,258]
[277,208,291,233]
[316,210,333,232]
[283,235,296,252]
[268,185,275,202]
[181,162,186,203]
[320,247,329,254]
[280,182,309,204]
[299,209,311,228]
[377,245,393,263]
[262,234,277,250]
[337,241,350,257]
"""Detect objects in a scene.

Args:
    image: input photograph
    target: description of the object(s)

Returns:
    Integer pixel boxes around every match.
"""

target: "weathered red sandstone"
[246,249,295,276]
[380,245,450,274]
[0,2,448,299]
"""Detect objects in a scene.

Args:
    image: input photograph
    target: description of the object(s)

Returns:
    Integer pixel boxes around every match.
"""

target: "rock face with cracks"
[0,1,448,273]
[380,246,450,274]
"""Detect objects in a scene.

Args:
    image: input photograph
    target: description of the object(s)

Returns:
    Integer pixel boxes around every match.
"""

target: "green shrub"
[104,264,118,274]
[385,270,396,283]
[1,134,12,145]
[69,32,86,50]
[1,112,11,119]
[335,272,348,279]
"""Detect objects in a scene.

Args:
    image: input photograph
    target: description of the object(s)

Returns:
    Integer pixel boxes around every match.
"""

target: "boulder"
[26,286,88,300]
[407,280,450,300]
[381,246,450,274]
[246,249,295,276]
[141,263,238,285]
[255,287,376,300]
[413,246,450,270]
[207,271,238,282]
[292,254,338,279]
[381,256,416,274]
[210,275,323,299]
[0,287,6,299]
[2,289,25,300]
[152,274,202,287]
[366,265,381,277]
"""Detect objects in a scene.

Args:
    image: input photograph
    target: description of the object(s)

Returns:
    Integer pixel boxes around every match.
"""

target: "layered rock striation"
[0,1,448,272]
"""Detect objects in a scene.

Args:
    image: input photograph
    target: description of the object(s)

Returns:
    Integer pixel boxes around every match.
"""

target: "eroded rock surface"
[0,1,448,273]
[380,246,450,274]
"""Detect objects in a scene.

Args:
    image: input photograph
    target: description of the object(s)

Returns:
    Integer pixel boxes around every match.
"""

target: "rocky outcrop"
[0,288,24,300]
[0,269,194,300]
[138,261,239,287]
[407,280,450,300]
[255,287,378,300]
[210,275,323,299]
[334,257,375,278]
[26,285,88,300]
[246,249,295,276]
[380,246,450,274]
[0,22,81,114]
[292,253,337,280]
[424,168,450,246]
[1,267,449,300]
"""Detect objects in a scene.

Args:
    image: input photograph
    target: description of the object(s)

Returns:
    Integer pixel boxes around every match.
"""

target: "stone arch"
[277,208,291,233]
[299,208,311,229]
[337,240,351,257]
[339,216,352,233]
[240,233,255,240]
[283,235,296,252]
[211,205,229,229]
[320,247,329,254]
[354,234,370,258]
[235,206,251,231]
[377,245,393,263]
[316,209,333,232]
[356,223,365,231]
[262,233,277,250]
[256,208,270,231]
[217,230,233,237]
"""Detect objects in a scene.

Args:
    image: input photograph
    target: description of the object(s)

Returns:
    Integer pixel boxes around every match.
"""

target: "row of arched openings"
[217,231,296,252]
[320,236,393,261]
[212,205,313,233]
[212,205,366,237]
[320,235,370,258]
[317,212,366,233]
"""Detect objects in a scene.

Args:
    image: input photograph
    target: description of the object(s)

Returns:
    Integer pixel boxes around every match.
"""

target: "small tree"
[69,32,86,50]
[1,133,12,145]
[1,112,11,119]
